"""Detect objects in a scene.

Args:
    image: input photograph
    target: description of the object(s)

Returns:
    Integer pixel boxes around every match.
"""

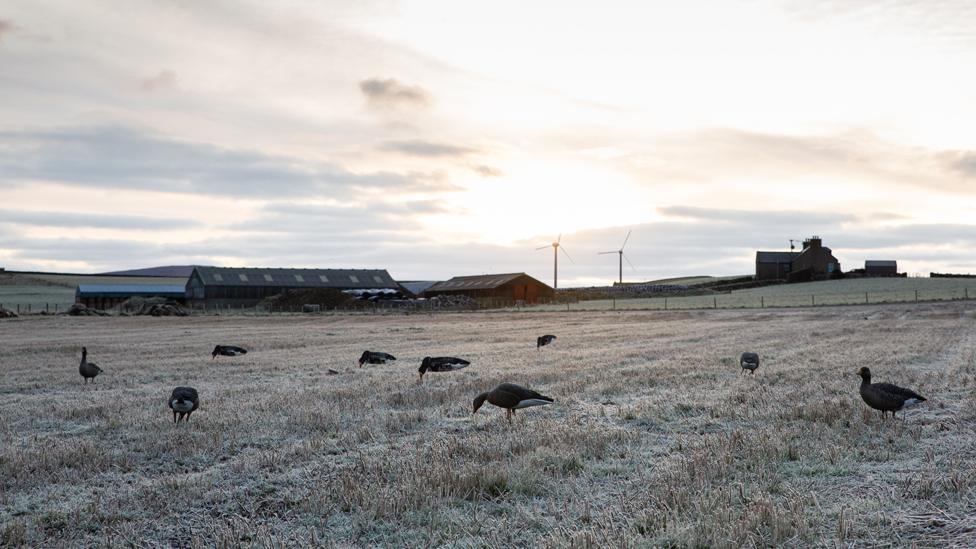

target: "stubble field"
[2,303,975,547]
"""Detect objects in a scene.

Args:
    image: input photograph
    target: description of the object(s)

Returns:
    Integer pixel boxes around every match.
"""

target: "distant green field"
[0,273,188,312]
[530,277,976,311]
[0,286,76,311]
[642,275,748,286]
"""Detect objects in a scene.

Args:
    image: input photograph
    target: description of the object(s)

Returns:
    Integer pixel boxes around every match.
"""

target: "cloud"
[658,206,856,227]
[0,126,458,197]
[359,78,431,110]
[380,139,476,157]
[0,19,15,43]
[140,69,178,92]
[472,165,503,177]
[0,209,198,230]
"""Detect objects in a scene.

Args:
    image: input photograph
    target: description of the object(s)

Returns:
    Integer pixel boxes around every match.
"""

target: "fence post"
[865,292,868,304]
[664,298,668,310]
[46,303,49,313]
[967,288,970,300]
[760,296,764,308]
[612,297,615,311]
[713,297,717,309]
[915,289,918,302]
[811,295,814,307]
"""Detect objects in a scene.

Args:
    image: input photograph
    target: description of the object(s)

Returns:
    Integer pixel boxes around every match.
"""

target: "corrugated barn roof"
[865,260,897,267]
[190,266,397,289]
[426,273,529,292]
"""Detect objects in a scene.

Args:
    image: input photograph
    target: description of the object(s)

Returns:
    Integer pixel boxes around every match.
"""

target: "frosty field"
[2,303,975,547]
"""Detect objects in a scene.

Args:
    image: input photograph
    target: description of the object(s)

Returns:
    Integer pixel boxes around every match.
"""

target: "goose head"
[857,366,871,382]
[473,392,489,414]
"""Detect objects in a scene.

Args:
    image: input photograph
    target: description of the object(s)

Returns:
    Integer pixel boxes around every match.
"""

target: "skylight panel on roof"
[264,274,273,282]
[295,274,304,282]
[349,275,360,283]
[239,273,248,282]
[373,275,383,283]
[213,273,223,282]
[319,275,329,283]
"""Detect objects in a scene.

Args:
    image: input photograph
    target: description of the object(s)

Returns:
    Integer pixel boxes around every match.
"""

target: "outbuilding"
[76,284,186,309]
[865,260,898,276]
[423,273,554,305]
[184,266,400,307]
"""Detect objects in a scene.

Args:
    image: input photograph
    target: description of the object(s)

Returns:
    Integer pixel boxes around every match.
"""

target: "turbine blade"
[557,233,562,244]
[623,253,636,271]
[535,245,550,250]
[560,246,575,264]
[621,229,632,250]
[598,251,617,255]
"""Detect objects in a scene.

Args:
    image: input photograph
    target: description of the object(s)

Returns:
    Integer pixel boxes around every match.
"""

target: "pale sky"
[2,0,976,285]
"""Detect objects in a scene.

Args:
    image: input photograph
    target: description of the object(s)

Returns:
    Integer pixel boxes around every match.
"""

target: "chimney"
[804,236,822,250]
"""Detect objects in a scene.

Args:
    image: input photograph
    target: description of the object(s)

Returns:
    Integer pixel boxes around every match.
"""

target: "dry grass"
[1,303,975,547]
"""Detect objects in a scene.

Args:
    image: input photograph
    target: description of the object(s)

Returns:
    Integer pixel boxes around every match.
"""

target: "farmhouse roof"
[865,260,897,267]
[189,266,397,289]
[426,273,539,291]
[76,284,186,297]
[399,281,439,295]
[755,251,799,264]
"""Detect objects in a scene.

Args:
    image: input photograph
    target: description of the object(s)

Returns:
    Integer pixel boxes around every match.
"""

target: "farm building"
[756,237,841,282]
[76,284,186,309]
[865,260,898,276]
[184,266,400,307]
[755,251,798,281]
[423,273,554,305]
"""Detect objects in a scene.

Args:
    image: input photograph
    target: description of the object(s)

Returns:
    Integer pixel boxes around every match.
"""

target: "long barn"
[185,266,400,307]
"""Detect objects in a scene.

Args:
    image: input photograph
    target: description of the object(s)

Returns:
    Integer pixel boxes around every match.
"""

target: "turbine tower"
[598,229,635,284]
[536,234,573,289]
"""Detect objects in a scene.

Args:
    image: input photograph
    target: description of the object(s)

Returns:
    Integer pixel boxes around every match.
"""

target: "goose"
[168,386,199,423]
[79,347,103,383]
[537,335,557,349]
[212,345,247,359]
[473,383,554,422]
[857,367,926,418]
[740,352,759,374]
[418,356,470,382]
[358,351,396,368]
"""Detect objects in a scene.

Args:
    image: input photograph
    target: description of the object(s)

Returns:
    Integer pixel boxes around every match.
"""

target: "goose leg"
[173,410,177,423]
[506,409,512,423]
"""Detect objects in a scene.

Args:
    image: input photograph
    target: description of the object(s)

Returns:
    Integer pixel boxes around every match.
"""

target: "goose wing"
[373,352,396,361]
[432,357,470,370]
[873,382,925,401]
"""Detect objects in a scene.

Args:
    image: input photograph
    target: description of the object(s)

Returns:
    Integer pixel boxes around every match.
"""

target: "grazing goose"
[418,356,470,382]
[168,386,199,423]
[537,335,557,349]
[358,351,397,368]
[473,383,554,422]
[212,345,247,359]
[857,367,926,418]
[79,347,103,383]
[740,352,759,374]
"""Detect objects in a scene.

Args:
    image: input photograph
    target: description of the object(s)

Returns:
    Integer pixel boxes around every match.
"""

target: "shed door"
[513,284,527,301]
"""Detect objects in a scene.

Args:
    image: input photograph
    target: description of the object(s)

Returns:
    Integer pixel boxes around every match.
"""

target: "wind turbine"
[535,234,573,289]
[598,229,635,284]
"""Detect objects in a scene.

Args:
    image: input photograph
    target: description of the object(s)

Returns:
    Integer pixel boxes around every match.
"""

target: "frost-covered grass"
[1,303,975,547]
[534,277,976,311]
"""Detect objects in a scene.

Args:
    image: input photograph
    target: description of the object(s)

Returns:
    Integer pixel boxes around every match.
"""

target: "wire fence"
[521,287,976,312]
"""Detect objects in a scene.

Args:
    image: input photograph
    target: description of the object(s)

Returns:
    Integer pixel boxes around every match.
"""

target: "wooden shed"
[423,273,554,305]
